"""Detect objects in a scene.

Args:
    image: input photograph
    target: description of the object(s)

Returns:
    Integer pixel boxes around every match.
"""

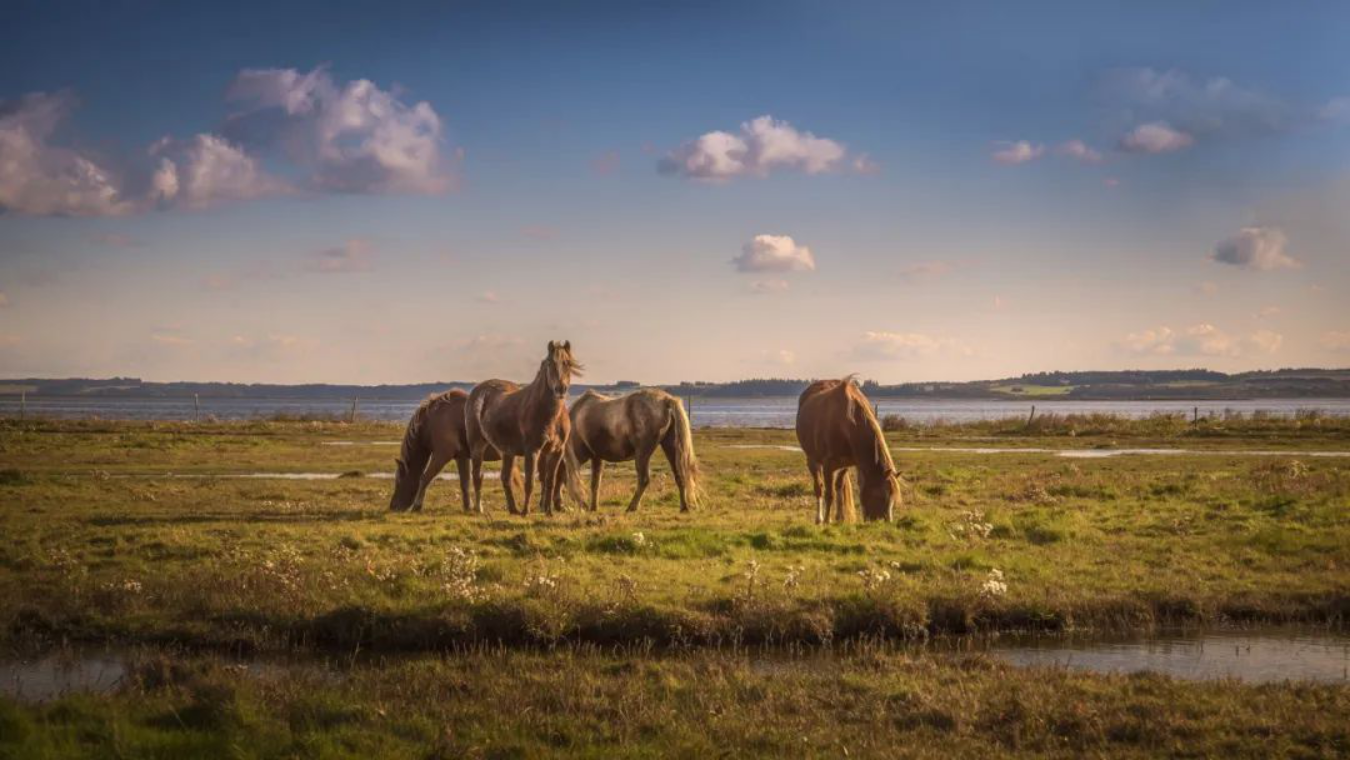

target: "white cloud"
[852,331,971,361]
[761,348,796,366]
[1321,331,1350,353]
[1055,139,1103,163]
[1210,226,1300,271]
[991,140,1044,165]
[0,91,133,216]
[150,134,290,210]
[304,239,374,274]
[659,116,858,181]
[732,234,816,273]
[225,67,454,194]
[1122,324,1281,357]
[748,278,790,294]
[1120,121,1194,153]
[1103,68,1289,138]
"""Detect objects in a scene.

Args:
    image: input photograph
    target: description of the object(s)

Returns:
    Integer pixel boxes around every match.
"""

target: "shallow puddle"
[725,444,1350,458]
[986,629,1350,684]
[0,653,127,703]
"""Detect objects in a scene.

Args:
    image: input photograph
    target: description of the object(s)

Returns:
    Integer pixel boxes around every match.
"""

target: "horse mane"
[841,379,895,477]
[400,391,455,462]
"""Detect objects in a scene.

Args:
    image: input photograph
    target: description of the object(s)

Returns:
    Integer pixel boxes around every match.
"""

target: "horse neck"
[849,405,893,479]
[400,412,431,467]
[522,366,563,427]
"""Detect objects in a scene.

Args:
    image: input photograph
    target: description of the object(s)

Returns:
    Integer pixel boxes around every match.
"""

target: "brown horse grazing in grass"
[466,341,581,515]
[561,388,700,512]
[388,390,509,513]
[796,377,901,523]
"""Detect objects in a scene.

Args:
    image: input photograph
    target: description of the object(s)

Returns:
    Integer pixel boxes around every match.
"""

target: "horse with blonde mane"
[466,341,581,515]
[388,389,508,513]
[795,377,901,523]
[561,388,699,512]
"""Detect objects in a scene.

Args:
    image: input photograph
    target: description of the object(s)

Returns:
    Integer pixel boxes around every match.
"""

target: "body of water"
[3,396,1349,428]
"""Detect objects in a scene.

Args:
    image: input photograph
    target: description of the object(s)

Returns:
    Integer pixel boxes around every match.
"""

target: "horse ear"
[563,340,571,351]
[548,340,557,353]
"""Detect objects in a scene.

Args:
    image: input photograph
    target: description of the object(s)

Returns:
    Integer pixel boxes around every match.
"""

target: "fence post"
[20,390,26,420]
[349,396,359,423]
[1027,405,1036,425]
[193,393,200,422]
[1193,406,1199,423]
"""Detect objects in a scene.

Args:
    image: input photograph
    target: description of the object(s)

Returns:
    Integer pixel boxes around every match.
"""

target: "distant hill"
[4,368,1349,401]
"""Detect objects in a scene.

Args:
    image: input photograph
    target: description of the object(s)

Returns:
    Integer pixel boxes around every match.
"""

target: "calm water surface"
[3,396,1349,428]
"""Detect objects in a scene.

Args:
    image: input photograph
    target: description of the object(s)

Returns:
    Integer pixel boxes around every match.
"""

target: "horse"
[465,340,581,515]
[561,388,699,512]
[388,389,509,513]
[795,377,901,523]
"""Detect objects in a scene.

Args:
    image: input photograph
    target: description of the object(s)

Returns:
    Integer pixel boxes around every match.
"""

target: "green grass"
[1,417,1347,756]
[2,646,1348,759]
[0,417,1346,653]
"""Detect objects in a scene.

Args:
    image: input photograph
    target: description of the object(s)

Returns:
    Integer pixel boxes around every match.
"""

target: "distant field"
[989,384,1075,397]
[1,417,1347,757]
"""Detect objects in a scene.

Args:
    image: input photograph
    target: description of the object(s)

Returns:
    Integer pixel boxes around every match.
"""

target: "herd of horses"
[388,341,903,523]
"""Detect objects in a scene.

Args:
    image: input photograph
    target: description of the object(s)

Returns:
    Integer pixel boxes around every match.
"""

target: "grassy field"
[1,415,1347,757]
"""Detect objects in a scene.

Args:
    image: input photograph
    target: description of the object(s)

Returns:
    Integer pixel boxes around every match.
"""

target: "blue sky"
[1,1,1347,383]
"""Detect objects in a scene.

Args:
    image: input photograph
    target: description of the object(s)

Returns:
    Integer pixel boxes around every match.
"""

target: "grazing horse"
[466,341,581,515]
[795,377,901,523]
[561,388,700,513]
[388,390,508,513]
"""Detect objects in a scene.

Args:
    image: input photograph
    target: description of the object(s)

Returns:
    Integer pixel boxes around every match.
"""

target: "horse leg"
[809,461,826,524]
[626,445,655,513]
[456,456,472,512]
[522,450,536,516]
[546,447,565,514]
[501,454,519,515]
[470,446,485,514]
[833,469,851,523]
[822,467,838,525]
[660,436,690,513]
[590,457,603,512]
[538,447,554,516]
[412,448,453,512]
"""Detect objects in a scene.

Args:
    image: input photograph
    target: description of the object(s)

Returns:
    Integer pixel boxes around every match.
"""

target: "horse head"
[541,340,582,399]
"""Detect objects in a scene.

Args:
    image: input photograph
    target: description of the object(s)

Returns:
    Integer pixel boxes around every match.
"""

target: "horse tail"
[562,433,588,506]
[837,469,858,523]
[664,394,700,509]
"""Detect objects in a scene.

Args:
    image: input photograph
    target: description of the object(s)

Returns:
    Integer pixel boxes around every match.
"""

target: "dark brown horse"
[388,390,508,512]
[562,388,700,512]
[795,377,901,523]
[466,341,581,515]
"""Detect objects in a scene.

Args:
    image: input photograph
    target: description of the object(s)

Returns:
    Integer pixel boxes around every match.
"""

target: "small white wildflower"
[979,568,1008,598]
[631,531,647,548]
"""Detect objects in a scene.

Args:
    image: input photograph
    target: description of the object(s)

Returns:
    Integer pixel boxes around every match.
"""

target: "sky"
[1,0,1348,385]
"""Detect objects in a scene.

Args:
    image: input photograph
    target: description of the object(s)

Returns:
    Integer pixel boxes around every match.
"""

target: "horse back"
[796,379,862,467]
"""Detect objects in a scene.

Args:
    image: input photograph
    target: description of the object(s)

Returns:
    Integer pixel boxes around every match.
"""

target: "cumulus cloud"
[0,91,133,216]
[748,278,790,294]
[852,331,971,361]
[732,234,816,273]
[1210,226,1300,271]
[1121,324,1281,357]
[659,116,860,181]
[149,133,290,209]
[1055,139,1103,163]
[1119,121,1194,153]
[990,140,1044,165]
[225,67,453,194]
[304,239,374,274]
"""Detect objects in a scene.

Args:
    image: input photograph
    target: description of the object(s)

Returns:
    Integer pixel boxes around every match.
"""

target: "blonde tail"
[666,396,700,509]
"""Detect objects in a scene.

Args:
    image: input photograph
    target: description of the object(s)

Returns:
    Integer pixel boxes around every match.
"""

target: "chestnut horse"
[795,377,901,523]
[388,390,508,512]
[562,388,700,512]
[466,340,581,515]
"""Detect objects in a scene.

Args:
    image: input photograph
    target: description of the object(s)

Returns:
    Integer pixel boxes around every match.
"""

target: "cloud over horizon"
[660,116,862,181]
[1210,226,1300,270]
[732,234,816,273]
